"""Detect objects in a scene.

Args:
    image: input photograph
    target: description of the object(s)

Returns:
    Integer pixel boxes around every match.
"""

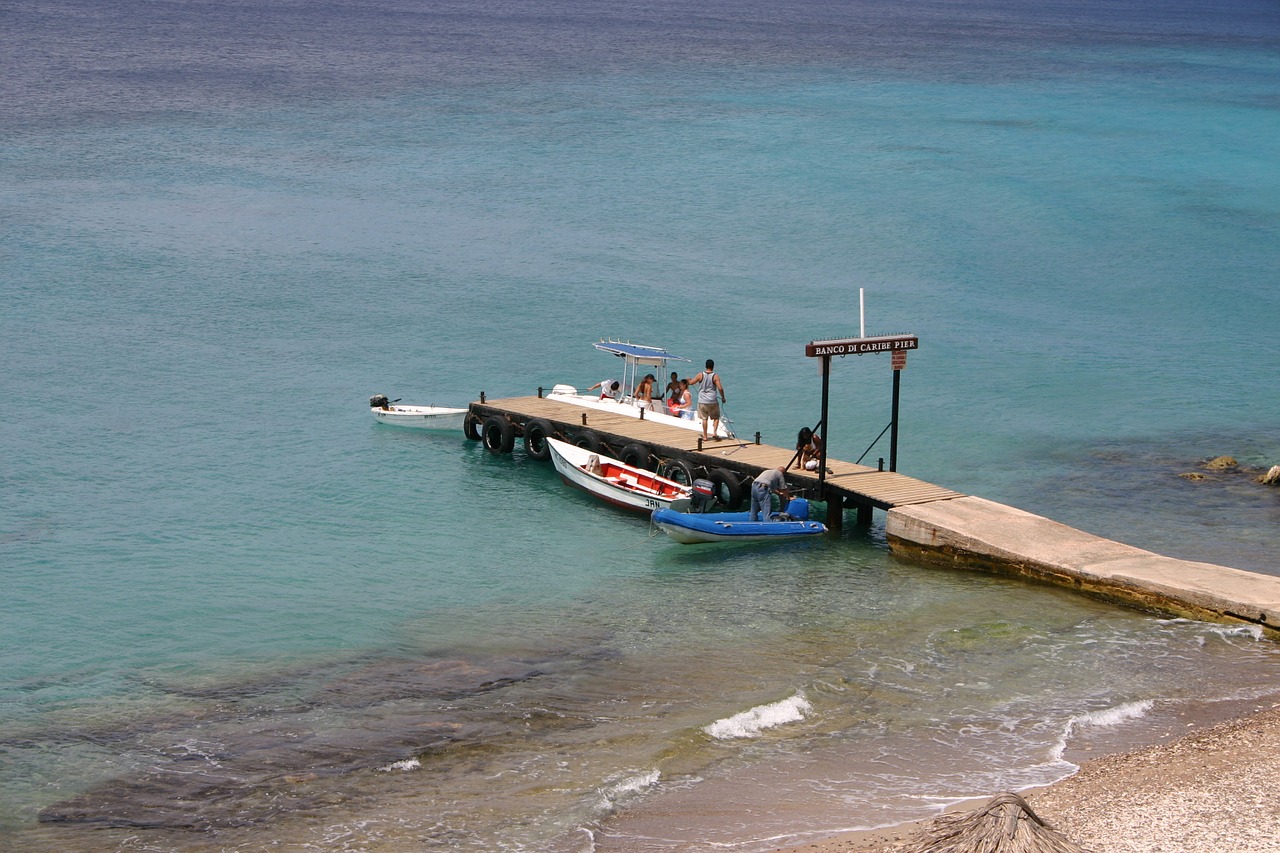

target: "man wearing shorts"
[685,359,726,440]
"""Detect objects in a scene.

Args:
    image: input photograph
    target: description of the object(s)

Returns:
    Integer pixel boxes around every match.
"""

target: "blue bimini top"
[593,340,690,366]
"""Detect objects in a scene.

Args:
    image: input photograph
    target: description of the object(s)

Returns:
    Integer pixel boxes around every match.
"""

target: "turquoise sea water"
[3,1,1280,850]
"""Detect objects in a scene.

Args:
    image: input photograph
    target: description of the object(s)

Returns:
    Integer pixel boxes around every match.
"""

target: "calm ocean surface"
[3,0,1279,850]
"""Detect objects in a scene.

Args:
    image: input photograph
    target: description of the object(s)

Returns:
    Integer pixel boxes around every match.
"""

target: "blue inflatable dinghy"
[650,498,827,545]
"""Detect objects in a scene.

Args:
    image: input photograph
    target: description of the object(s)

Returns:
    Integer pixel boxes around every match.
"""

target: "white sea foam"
[606,769,660,798]
[594,769,660,812]
[1050,700,1153,761]
[377,757,421,772]
[1075,700,1153,729]
[1163,618,1265,644]
[1207,623,1264,641]
[173,739,223,767]
[703,691,812,740]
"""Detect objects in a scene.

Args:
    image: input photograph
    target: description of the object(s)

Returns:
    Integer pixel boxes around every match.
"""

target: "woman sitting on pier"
[797,427,824,471]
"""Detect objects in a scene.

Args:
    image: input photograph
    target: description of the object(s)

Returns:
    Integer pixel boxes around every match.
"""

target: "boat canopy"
[593,340,690,367]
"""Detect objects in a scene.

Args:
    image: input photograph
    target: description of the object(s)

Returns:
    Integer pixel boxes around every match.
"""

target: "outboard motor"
[690,479,716,513]
[370,394,390,410]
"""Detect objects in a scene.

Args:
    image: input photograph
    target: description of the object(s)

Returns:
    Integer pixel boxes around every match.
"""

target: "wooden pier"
[466,395,965,530]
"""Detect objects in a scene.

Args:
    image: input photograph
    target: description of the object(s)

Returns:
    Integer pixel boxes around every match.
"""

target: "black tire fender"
[619,443,652,470]
[463,412,483,441]
[663,458,698,487]
[573,429,601,452]
[482,415,516,454]
[709,467,745,510]
[523,418,554,461]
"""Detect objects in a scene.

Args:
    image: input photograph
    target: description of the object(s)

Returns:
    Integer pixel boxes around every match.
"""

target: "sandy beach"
[775,698,1280,853]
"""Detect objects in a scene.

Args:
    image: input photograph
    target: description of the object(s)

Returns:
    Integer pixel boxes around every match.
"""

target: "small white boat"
[369,395,468,431]
[548,438,692,514]
[546,340,735,439]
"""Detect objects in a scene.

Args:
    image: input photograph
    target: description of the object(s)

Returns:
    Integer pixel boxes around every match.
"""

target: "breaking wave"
[1051,700,1153,761]
[595,769,661,811]
[703,691,812,740]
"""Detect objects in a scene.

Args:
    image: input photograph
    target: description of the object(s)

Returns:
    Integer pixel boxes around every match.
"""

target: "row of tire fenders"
[462,412,749,510]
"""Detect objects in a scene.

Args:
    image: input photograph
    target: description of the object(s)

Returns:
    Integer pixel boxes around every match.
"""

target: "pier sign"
[805,330,919,486]
[805,334,918,358]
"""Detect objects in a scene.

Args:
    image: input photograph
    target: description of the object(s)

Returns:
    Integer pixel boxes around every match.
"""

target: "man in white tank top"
[684,359,726,441]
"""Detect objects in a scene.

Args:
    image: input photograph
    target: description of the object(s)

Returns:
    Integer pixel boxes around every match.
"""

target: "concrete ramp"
[886,496,1280,635]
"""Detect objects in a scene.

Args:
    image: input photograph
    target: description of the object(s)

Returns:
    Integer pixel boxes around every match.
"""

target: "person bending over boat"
[587,378,622,400]
[750,467,792,522]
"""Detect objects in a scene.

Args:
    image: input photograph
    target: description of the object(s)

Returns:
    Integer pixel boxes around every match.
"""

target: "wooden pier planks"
[471,395,966,511]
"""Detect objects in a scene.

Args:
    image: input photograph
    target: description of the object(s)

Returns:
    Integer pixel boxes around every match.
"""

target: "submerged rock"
[37,717,467,830]
[1203,455,1239,471]
[315,657,544,706]
[36,654,552,831]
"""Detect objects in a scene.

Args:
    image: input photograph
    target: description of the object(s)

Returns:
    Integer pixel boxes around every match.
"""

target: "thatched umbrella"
[898,792,1089,853]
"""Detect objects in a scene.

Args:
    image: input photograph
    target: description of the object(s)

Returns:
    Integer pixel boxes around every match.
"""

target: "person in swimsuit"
[663,371,681,403]
[635,374,658,411]
[673,379,693,418]
[797,426,824,471]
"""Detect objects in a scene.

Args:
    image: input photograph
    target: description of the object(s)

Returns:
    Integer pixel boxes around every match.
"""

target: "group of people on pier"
[587,355,836,522]
[588,359,728,442]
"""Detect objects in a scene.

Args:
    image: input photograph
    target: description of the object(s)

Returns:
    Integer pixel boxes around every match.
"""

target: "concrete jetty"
[466,393,1280,638]
[886,496,1280,637]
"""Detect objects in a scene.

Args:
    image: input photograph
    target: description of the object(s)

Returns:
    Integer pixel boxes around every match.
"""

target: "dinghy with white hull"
[369,395,468,431]
[548,438,692,514]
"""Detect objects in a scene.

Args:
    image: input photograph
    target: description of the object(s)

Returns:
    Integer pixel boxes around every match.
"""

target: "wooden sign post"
[804,334,918,528]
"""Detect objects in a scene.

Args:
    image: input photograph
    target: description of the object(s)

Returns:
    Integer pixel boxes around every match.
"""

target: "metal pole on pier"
[818,353,842,531]
[818,354,830,501]
[890,367,901,472]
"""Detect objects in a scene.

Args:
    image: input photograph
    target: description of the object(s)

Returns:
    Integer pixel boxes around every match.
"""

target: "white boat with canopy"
[547,340,734,439]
